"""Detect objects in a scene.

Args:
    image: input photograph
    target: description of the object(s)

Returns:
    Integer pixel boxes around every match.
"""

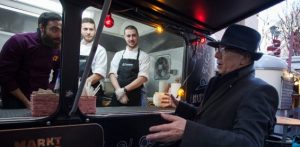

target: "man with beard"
[0,12,62,109]
[109,25,150,106]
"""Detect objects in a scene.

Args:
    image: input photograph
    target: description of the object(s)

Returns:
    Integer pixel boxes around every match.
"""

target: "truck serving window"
[77,7,184,116]
[0,4,184,120]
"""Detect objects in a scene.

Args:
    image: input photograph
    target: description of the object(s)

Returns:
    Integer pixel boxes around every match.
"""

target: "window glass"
[0,1,61,120]
[79,7,185,115]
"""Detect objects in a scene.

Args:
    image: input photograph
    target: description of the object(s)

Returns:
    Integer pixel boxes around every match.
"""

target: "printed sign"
[0,123,104,147]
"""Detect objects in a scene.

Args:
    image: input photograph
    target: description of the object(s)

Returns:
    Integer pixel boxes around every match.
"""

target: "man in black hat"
[146,24,279,147]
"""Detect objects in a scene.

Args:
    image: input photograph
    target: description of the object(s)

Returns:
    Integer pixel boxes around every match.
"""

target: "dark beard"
[41,34,60,49]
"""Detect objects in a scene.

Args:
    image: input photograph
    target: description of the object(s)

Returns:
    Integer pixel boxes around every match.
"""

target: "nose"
[129,36,133,40]
[54,32,62,40]
[86,30,91,34]
[215,50,221,59]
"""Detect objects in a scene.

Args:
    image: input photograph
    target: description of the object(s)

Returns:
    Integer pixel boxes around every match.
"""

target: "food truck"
[0,0,284,146]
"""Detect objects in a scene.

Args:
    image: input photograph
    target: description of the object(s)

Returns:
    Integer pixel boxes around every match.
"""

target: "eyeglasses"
[215,47,227,54]
[215,47,244,55]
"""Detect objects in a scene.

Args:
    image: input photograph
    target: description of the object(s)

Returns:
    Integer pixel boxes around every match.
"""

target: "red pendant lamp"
[104,13,114,28]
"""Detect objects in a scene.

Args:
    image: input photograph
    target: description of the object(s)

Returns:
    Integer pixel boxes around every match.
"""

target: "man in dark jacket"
[0,12,62,109]
[146,24,279,147]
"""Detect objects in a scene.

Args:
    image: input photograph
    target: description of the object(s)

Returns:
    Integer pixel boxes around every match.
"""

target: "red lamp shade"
[199,36,206,44]
[104,14,114,28]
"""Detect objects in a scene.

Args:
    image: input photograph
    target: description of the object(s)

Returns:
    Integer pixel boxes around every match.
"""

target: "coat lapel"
[197,66,255,116]
[197,79,235,115]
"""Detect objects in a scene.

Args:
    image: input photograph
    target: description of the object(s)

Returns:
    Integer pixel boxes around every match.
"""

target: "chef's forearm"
[124,76,147,92]
[109,73,121,89]
[88,73,103,85]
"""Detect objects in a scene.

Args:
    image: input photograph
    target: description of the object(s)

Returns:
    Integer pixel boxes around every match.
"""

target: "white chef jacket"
[109,46,150,81]
[80,39,107,78]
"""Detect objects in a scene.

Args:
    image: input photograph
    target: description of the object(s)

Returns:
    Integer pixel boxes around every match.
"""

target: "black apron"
[114,49,143,106]
[79,55,103,106]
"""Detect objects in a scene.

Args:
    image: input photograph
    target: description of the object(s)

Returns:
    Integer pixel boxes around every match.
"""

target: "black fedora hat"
[208,24,263,60]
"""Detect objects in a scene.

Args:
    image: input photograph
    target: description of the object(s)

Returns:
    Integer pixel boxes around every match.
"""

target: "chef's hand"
[115,88,125,100]
[146,113,186,142]
[86,77,93,85]
[119,94,129,104]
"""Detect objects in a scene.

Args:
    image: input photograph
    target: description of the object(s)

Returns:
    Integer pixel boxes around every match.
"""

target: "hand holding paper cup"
[153,92,172,108]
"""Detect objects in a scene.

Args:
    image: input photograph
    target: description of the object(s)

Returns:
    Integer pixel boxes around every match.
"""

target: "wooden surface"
[277,116,300,126]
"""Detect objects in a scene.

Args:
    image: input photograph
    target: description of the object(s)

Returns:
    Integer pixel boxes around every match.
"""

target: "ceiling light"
[0,4,39,17]
[14,0,62,14]
[104,13,114,28]
[155,25,163,33]
[199,36,206,44]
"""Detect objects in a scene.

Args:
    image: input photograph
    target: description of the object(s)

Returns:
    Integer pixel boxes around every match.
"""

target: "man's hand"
[119,94,129,104]
[11,88,31,109]
[169,94,179,107]
[115,88,125,100]
[146,113,186,142]
[25,101,31,109]
[157,94,172,108]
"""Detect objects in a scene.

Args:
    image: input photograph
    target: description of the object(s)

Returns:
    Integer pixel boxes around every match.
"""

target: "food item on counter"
[79,96,97,114]
[31,89,59,117]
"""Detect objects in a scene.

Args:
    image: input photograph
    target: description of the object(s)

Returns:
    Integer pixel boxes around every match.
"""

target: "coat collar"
[198,64,255,115]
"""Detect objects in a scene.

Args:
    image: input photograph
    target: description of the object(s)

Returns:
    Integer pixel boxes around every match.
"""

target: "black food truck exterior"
[0,0,283,146]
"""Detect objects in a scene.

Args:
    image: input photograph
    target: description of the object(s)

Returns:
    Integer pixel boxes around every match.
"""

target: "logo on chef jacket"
[52,55,59,62]
[122,63,133,67]
[14,136,62,147]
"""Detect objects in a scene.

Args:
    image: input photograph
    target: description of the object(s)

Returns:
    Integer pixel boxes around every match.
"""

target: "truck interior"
[0,0,285,146]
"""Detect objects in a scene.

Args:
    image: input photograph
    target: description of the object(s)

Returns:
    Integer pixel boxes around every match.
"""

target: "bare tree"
[276,0,300,56]
[257,14,272,53]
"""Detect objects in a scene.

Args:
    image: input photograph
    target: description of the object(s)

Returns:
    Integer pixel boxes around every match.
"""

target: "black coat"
[176,65,279,147]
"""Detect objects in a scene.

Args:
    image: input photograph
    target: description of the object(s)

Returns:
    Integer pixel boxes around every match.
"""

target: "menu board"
[280,79,294,109]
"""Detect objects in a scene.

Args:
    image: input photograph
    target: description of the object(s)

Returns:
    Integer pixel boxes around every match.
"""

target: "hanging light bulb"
[104,13,114,28]
[156,25,163,33]
[199,36,206,44]
[177,87,185,98]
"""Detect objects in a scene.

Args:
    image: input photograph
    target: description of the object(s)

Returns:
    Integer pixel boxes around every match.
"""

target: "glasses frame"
[215,46,248,55]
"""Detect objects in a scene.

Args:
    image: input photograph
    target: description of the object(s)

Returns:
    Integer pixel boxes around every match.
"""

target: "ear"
[39,24,45,33]
[240,55,251,65]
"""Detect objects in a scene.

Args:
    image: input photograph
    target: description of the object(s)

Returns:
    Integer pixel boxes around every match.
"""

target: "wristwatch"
[124,87,128,93]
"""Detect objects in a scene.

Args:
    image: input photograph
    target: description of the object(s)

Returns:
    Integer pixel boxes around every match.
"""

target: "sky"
[257,0,298,56]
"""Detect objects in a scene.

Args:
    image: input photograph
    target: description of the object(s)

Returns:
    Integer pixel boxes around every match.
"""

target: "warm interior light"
[199,36,206,44]
[15,0,62,14]
[177,87,185,97]
[191,36,206,46]
[156,26,163,33]
[104,14,114,28]
[0,4,39,17]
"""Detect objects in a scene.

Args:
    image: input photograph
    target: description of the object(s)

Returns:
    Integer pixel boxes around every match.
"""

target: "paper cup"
[170,83,181,100]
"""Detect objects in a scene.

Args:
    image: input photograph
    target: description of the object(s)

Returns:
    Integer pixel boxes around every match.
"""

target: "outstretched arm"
[11,89,31,109]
